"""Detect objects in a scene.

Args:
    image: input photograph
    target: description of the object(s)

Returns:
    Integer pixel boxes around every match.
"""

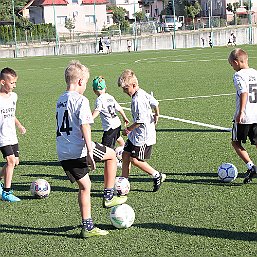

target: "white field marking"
[120,92,234,131]
[121,106,231,131]
[119,92,235,105]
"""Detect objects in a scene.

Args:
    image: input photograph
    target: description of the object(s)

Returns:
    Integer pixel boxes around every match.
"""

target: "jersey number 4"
[56,110,72,137]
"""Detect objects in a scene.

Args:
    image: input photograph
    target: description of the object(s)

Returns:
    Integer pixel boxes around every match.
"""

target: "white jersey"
[56,91,94,161]
[233,68,257,124]
[0,92,18,147]
[94,93,122,131]
[128,88,159,146]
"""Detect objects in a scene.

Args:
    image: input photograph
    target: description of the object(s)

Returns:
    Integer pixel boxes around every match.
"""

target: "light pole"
[52,0,59,55]
[208,0,213,46]
[172,0,176,49]
[94,0,98,53]
[11,0,18,58]
[248,0,253,44]
[134,1,137,51]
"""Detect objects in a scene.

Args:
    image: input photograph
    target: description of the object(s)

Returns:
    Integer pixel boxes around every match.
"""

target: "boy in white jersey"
[228,48,257,183]
[56,61,127,238]
[0,67,26,202]
[92,76,129,149]
[117,69,166,192]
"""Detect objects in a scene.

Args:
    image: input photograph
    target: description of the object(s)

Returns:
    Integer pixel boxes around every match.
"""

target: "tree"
[0,0,29,21]
[134,11,145,23]
[65,18,75,40]
[184,0,201,30]
[226,2,240,25]
[107,6,128,32]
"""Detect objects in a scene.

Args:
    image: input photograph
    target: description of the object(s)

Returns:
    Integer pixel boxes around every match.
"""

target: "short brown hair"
[228,48,248,63]
[0,67,17,80]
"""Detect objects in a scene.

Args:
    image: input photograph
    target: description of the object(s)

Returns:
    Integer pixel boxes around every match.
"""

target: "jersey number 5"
[56,110,72,137]
[249,84,257,103]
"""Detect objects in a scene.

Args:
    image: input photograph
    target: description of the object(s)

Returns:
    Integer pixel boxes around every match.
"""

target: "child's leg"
[130,157,158,176]
[77,174,91,220]
[116,136,125,147]
[231,141,252,164]
[121,151,131,178]
[4,155,16,189]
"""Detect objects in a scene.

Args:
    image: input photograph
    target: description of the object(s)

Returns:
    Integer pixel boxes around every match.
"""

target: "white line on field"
[122,106,231,131]
[119,93,235,105]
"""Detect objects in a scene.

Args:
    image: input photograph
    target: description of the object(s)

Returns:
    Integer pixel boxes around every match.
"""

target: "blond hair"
[117,69,138,88]
[65,60,89,86]
[228,48,248,63]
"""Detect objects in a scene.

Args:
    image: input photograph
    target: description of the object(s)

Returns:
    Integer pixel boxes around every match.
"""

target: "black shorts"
[232,122,257,145]
[0,144,19,158]
[101,126,121,149]
[60,142,107,183]
[123,139,152,161]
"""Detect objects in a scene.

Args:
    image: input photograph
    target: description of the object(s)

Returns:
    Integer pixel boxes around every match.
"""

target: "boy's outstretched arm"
[119,109,129,126]
[92,110,100,120]
[15,117,26,134]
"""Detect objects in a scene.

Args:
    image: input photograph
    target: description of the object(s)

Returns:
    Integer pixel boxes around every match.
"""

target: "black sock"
[4,188,11,192]
[82,218,94,231]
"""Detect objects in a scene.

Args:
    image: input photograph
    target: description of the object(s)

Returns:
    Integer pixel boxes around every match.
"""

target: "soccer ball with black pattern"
[218,163,238,183]
[114,177,130,195]
[30,179,51,198]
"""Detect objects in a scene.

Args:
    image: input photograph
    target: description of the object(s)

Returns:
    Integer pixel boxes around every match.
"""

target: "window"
[85,15,95,24]
[57,16,67,25]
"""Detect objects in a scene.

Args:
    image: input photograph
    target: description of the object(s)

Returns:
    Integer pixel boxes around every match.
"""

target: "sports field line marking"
[119,93,236,105]
[122,106,231,131]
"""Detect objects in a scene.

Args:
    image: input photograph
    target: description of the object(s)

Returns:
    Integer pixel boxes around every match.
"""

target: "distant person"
[228,48,257,183]
[127,39,132,52]
[201,37,205,48]
[117,69,166,192]
[56,60,127,238]
[105,37,111,54]
[209,36,213,48]
[227,33,236,47]
[98,37,103,53]
[0,67,26,202]
[92,76,129,149]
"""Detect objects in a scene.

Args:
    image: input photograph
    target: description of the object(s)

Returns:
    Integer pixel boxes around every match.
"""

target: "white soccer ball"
[110,204,135,229]
[115,146,124,161]
[30,179,51,198]
[218,163,238,183]
[114,176,130,195]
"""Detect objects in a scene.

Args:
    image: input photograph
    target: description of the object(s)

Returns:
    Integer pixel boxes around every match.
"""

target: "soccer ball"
[30,179,51,198]
[114,176,130,195]
[217,163,238,182]
[110,204,135,229]
[115,146,124,161]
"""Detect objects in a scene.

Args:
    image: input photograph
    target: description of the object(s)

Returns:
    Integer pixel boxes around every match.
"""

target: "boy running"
[117,69,166,192]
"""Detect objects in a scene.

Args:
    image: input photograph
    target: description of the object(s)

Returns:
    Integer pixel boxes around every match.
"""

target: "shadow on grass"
[0,224,81,239]
[135,223,257,242]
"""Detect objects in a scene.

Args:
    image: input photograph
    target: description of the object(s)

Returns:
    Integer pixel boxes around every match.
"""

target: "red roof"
[31,0,107,5]
[82,0,108,4]
[31,0,68,5]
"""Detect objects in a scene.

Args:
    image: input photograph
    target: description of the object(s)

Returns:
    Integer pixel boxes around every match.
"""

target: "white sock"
[246,162,254,170]
[152,171,160,178]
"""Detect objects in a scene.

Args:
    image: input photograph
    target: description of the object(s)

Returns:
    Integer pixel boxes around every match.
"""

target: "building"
[27,0,109,33]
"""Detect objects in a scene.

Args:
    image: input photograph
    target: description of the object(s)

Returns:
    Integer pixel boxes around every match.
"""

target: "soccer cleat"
[103,195,127,208]
[2,190,21,202]
[153,173,166,192]
[80,227,109,238]
[243,165,257,184]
